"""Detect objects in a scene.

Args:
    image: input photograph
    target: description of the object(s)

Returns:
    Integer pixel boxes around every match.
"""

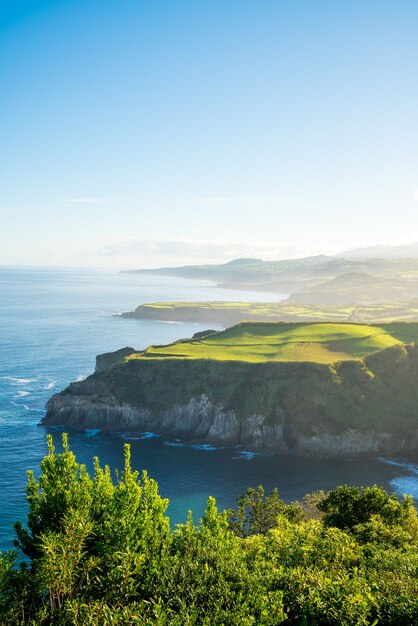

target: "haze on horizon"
[1,0,418,269]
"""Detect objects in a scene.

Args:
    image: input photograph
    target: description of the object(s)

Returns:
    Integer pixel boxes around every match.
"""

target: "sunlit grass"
[137,300,418,323]
[126,321,418,364]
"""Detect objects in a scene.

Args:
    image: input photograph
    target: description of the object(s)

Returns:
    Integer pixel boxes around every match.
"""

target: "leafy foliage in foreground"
[0,436,417,625]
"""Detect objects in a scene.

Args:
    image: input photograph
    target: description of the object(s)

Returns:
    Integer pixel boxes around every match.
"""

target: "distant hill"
[120,300,418,326]
[121,254,332,285]
[288,271,418,305]
[223,257,263,266]
[338,242,418,260]
[121,250,418,304]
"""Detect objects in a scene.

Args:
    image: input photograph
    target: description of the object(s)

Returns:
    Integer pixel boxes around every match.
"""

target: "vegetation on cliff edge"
[126,321,418,364]
[123,300,418,326]
[46,324,418,443]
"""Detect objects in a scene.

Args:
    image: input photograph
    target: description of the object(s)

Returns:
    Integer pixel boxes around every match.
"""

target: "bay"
[0,266,417,552]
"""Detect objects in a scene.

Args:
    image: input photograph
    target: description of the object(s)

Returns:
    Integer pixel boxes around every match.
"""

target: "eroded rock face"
[95,347,136,373]
[46,393,242,444]
[294,431,408,457]
[43,343,418,458]
[44,391,417,457]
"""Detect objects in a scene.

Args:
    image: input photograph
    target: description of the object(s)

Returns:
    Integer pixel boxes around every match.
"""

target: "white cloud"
[95,237,338,269]
[413,190,418,203]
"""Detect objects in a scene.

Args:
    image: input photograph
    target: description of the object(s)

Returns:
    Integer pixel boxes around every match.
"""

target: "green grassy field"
[129,300,418,324]
[127,321,418,364]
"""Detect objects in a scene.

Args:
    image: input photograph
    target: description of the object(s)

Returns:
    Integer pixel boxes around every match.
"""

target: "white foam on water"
[378,457,418,476]
[191,443,218,452]
[163,440,221,451]
[378,457,418,499]
[75,374,86,382]
[118,431,159,441]
[44,381,56,390]
[83,429,101,438]
[390,476,418,499]
[233,450,275,461]
[3,377,37,384]
[234,451,255,460]
[14,391,30,397]
[140,432,161,440]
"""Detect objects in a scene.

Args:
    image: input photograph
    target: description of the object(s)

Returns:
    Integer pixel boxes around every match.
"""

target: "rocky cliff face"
[95,347,136,372]
[43,344,418,458]
[45,391,288,450]
[44,390,417,457]
[120,304,242,326]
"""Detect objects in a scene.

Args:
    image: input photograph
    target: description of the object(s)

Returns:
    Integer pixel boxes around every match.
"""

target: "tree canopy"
[0,434,417,625]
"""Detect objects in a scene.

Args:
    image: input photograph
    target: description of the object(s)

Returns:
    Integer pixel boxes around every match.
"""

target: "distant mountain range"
[121,243,418,305]
[337,242,418,260]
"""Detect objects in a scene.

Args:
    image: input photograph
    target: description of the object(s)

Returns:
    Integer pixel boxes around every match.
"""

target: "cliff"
[43,322,418,458]
[120,301,418,326]
[95,346,136,372]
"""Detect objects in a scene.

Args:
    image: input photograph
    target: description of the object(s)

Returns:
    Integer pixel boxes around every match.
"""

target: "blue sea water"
[0,266,417,552]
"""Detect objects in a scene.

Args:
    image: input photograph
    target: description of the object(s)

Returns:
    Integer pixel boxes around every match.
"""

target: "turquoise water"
[0,267,417,552]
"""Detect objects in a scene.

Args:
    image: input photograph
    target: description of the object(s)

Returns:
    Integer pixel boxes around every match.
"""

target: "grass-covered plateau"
[127,321,418,364]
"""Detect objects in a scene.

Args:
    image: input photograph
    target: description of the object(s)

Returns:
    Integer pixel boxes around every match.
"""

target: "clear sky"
[1,0,418,268]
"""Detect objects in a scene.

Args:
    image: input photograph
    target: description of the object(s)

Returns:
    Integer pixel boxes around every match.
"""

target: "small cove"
[0,266,416,551]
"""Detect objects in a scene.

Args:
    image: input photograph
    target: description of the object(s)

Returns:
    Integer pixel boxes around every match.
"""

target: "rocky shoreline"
[43,343,418,458]
[44,391,412,457]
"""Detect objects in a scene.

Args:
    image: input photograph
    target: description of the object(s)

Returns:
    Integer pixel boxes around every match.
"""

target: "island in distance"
[44,321,418,459]
[121,249,418,304]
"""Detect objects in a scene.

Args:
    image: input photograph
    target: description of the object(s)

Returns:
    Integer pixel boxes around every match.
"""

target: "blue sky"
[1,0,418,267]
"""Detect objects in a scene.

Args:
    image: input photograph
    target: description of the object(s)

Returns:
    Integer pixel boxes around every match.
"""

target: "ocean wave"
[83,429,101,438]
[233,450,275,461]
[75,374,86,382]
[14,390,30,397]
[191,443,218,452]
[378,457,418,499]
[377,457,418,476]
[233,451,256,460]
[140,431,161,440]
[390,476,418,499]
[162,441,220,451]
[3,377,37,384]
[44,381,56,390]
[119,431,161,441]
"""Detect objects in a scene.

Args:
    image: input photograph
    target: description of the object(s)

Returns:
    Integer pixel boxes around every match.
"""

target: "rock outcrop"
[43,344,418,458]
[95,347,136,372]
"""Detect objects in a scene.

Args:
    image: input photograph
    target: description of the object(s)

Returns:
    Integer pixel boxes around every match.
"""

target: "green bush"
[0,435,417,625]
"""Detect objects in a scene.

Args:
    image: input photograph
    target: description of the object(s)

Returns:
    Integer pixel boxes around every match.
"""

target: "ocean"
[0,266,417,552]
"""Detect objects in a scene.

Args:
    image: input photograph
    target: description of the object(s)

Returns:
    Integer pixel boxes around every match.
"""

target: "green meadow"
[127,321,418,364]
[129,300,418,324]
